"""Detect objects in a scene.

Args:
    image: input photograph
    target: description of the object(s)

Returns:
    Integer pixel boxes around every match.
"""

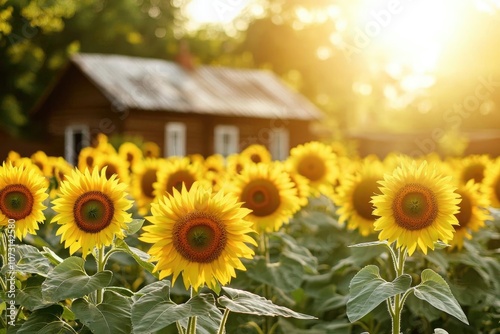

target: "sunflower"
[483,158,500,208]
[49,157,74,198]
[286,170,310,208]
[457,155,491,185]
[335,160,385,236]
[5,151,21,165]
[143,141,160,158]
[140,182,256,291]
[330,141,349,157]
[78,147,98,171]
[449,180,490,250]
[51,167,132,258]
[31,150,51,176]
[203,154,226,174]
[229,162,300,233]
[286,141,338,197]
[226,153,251,175]
[94,133,116,155]
[188,153,205,165]
[241,144,272,164]
[372,160,461,255]
[153,157,203,199]
[119,142,143,171]
[94,153,130,185]
[0,163,48,239]
[131,158,166,215]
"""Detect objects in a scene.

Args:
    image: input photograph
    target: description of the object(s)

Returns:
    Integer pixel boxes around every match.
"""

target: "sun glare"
[347,0,468,97]
[378,0,461,74]
[185,0,250,25]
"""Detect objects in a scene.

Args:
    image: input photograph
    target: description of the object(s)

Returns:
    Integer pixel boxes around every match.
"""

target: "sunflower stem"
[95,246,105,305]
[259,233,270,262]
[259,233,274,334]
[176,321,186,334]
[390,248,407,334]
[386,242,399,276]
[217,308,230,334]
[186,287,198,334]
[187,315,197,334]
[102,246,121,268]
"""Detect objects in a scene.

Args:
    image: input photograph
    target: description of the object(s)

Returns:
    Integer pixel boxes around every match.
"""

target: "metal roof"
[71,53,323,120]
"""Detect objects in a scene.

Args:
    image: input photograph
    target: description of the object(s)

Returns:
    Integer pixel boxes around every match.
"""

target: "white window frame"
[214,125,239,157]
[65,124,90,166]
[165,122,186,157]
[270,128,289,161]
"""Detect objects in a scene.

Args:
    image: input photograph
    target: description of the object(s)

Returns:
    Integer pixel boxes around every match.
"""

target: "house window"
[65,125,90,166]
[270,128,289,161]
[165,122,186,157]
[214,125,239,157]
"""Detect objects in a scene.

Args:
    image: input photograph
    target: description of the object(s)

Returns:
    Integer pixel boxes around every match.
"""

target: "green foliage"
[219,287,316,319]
[13,305,76,334]
[347,265,412,322]
[73,291,132,334]
[131,281,220,333]
[413,269,469,325]
[41,257,112,302]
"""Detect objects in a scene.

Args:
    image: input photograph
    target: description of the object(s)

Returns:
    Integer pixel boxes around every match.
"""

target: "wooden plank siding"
[122,111,316,157]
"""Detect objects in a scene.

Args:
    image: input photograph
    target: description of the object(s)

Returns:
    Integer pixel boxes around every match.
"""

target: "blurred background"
[1,0,500,157]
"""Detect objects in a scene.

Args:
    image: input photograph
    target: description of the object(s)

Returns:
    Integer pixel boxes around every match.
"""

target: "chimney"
[176,40,195,71]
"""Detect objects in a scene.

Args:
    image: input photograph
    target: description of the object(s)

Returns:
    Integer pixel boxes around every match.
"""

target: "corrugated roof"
[71,53,323,120]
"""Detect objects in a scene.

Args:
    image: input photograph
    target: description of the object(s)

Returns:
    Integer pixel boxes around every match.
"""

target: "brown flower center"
[0,184,34,220]
[86,156,94,168]
[352,178,380,221]
[250,154,261,163]
[104,164,118,180]
[74,191,114,233]
[173,212,227,263]
[241,179,281,216]
[126,152,134,163]
[454,190,472,231]
[494,176,500,204]
[141,169,157,199]
[297,154,326,182]
[393,183,438,230]
[462,163,485,184]
[165,170,196,195]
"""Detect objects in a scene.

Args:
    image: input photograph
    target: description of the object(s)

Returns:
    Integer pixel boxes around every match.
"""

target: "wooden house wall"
[40,65,124,153]
[123,111,316,157]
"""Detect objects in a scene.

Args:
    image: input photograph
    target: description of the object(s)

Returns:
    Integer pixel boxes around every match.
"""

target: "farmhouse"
[31,53,322,165]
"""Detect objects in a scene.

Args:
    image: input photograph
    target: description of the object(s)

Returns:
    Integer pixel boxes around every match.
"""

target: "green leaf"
[72,291,132,334]
[16,276,53,311]
[125,219,145,236]
[347,265,412,323]
[114,239,158,278]
[348,240,389,248]
[245,255,304,292]
[433,241,450,249]
[434,329,449,334]
[105,286,134,297]
[413,269,469,325]
[15,245,52,276]
[131,282,220,333]
[15,305,76,333]
[41,257,112,302]
[218,287,316,319]
[274,232,318,274]
[41,246,64,265]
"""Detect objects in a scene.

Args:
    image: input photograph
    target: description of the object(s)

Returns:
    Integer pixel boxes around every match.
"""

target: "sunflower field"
[0,135,499,334]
